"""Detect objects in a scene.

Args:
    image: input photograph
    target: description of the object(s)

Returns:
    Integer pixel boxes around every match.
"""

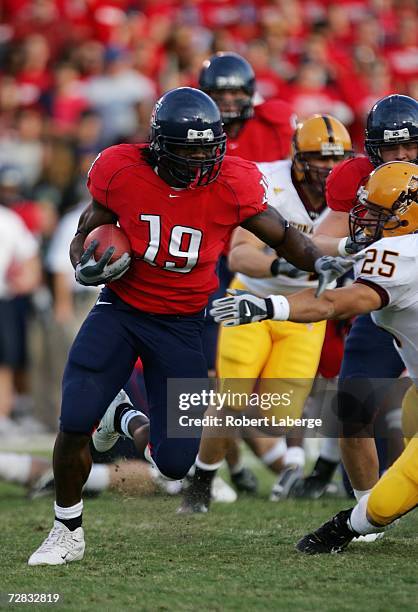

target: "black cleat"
[291,475,329,500]
[296,508,357,554]
[177,473,211,514]
[230,467,258,494]
[270,465,303,501]
[292,457,339,500]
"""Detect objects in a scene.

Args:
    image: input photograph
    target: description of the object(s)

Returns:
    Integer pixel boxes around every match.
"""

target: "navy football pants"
[338,313,405,469]
[60,288,207,480]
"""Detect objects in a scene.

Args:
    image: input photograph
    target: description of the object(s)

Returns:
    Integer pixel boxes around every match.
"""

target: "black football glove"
[314,253,365,297]
[338,230,372,256]
[75,240,131,286]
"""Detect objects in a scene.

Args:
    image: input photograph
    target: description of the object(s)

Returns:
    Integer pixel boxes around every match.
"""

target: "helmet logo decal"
[357,186,369,205]
[187,128,214,141]
[320,142,344,155]
[383,128,410,141]
[215,75,243,88]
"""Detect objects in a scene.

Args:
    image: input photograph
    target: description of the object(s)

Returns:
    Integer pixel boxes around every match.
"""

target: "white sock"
[195,456,224,471]
[54,500,83,521]
[349,494,382,534]
[120,409,145,439]
[261,439,287,466]
[0,452,32,484]
[284,446,305,468]
[84,464,110,492]
[320,437,340,463]
[353,487,372,502]
[385,408,402,431]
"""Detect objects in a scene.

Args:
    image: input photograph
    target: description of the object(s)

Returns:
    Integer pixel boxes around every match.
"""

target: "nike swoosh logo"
[96,300,112,305]
[169,194,180,198]
[244,303,251,317]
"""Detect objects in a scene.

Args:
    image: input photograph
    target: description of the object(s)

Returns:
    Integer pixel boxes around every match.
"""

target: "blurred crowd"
[0,0,417,436]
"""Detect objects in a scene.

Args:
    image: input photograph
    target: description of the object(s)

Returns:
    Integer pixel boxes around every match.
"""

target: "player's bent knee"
[154,457,192,481]
[61,372,117,434]
[152,439,200,481]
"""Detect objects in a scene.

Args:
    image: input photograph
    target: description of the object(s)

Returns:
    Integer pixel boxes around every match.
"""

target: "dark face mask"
[157,138,227,188]
[209,90,253,125]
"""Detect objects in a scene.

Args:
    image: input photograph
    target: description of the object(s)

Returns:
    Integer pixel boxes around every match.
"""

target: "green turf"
[1,472,418,612]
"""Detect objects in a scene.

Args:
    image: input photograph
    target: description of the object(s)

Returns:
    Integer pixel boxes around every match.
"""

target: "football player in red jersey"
[27,87,353,566]
[199,52,296,162]
[291,94,418,506]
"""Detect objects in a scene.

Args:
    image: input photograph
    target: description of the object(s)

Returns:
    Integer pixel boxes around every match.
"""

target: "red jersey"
[326,155,374,213]
[226,99,296,162]
[87,144,267,314]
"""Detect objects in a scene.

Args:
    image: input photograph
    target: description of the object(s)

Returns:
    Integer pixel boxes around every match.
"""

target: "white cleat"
[352,532,385,543]
[211,476,237,503]
[28,521,85,566]
[92,390,134,452]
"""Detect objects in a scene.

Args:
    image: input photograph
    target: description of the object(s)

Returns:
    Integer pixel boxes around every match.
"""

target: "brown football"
[84,224,131,263]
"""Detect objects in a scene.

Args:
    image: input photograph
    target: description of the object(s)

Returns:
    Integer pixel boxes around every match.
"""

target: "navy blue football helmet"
[365,94,418,166]
[198,53,255,124]
[150,87,226,188]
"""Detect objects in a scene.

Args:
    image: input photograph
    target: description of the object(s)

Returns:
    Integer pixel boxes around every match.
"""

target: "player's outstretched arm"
[210,283,383,327]
[242,206,321,272]
[70,199,118,268]
[242,206,362,296]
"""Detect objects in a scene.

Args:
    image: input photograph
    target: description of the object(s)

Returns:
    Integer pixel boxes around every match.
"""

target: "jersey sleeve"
[326,157,373,213]
[87,145,132,214]
[236,162,268,223]
[354,240,415,308]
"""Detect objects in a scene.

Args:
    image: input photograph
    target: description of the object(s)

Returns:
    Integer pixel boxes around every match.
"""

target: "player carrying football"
[27,87,352,566]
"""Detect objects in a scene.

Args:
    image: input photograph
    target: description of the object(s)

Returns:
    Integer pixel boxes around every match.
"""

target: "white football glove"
[75,240,131,287]
[210,289,274,327]
[314,252,365,297]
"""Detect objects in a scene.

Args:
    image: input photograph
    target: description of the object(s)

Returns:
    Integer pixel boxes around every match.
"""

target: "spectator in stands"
[0,203,41,436]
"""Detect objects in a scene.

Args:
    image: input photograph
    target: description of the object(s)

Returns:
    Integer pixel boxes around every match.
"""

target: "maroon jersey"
[226,99,296,162]
[87,144,267,314]
[326,155,374,213]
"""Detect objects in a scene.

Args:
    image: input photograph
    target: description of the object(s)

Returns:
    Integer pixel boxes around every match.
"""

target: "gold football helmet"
[349,161,418,244]
[292,114,353,194]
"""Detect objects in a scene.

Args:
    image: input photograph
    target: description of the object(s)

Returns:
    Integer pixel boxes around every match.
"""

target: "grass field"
[1,463,418,612]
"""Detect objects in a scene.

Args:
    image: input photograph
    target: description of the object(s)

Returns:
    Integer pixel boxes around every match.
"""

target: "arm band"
[337,237,349,257]
[266,294,290,321]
